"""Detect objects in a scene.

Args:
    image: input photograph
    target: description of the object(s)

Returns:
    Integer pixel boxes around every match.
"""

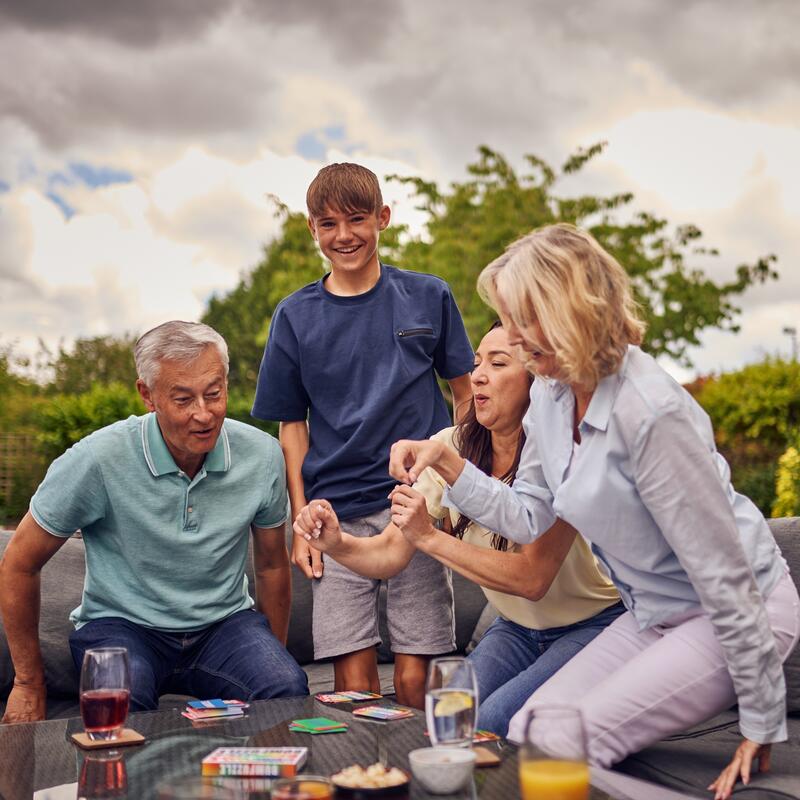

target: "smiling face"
[471,326,532,434]
[136,345,228,476]
[308,204,391,279]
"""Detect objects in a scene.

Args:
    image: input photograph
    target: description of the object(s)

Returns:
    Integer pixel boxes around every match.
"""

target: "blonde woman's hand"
[708,738,771,800]
[389,439,465,485]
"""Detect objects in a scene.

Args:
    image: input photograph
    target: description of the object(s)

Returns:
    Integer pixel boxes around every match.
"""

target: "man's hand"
[1,681,46,724]
[708,738,771,800]
[293,500,343,565]
[389,485,437,547]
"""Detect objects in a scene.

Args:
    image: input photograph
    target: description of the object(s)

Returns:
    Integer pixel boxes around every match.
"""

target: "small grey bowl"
[408,747,476,795]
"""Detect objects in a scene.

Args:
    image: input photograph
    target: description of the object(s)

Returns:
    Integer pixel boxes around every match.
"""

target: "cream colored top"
[414,427,619,630]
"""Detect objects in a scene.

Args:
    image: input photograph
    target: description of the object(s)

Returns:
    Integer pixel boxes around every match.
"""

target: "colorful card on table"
[351,704,414,721]
[289,717,349,734]
[201,746,308,776]
[315,690,383,705]
[423,728,501,743]
[183,699,248,722]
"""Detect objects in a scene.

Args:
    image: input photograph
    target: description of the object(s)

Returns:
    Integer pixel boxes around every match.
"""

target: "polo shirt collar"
[141,413,231,477]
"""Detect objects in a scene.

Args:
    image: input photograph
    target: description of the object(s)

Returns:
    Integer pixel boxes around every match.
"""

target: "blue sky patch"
[0,180,9,193]
[46,192,75,220]
[69,161,133,187]
[323,125,346,141]
[296,132,327,160]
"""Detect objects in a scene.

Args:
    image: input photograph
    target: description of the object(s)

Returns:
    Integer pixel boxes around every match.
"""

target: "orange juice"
[519,759,590,800]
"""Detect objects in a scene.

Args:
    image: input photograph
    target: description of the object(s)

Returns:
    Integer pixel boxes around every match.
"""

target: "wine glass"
[79,647,130,741]
[518,706,590,800]
[425,656,478,747]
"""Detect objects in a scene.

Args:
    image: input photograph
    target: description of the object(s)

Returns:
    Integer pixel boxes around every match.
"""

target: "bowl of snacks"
[330,763,410,797]
[408,747,475,794]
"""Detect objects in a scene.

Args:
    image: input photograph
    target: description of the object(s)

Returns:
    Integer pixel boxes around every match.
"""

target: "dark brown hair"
[306,162,383,219]
[450,321,531,551]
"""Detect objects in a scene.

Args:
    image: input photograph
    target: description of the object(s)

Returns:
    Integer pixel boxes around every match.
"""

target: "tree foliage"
[387,144,777,364]
[43,334,140,394]
[206,144,778,382]
[693,358,800,514]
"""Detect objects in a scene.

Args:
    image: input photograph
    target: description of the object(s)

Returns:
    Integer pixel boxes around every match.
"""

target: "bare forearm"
[327,528,414,579]
[0,567,45,684]
[255,568,291,645]
[417,532,543,599]
[279,421,309,519]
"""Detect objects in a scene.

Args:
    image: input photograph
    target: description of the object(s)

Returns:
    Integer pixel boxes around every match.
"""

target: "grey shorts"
[311,508,456,660]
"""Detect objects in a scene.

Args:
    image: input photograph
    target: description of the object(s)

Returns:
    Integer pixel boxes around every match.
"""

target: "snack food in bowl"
[408,747,476,794]
[331,763,410,796]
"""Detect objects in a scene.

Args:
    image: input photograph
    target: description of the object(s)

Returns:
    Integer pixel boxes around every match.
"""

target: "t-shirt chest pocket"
[395,324,437,380]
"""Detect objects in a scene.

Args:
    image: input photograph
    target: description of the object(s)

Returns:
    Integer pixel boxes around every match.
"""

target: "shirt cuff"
[442,459,482,515]
[738,706,788,745]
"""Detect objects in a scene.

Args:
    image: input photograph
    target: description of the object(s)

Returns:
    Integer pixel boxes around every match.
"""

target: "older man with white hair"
[0,321,308,723]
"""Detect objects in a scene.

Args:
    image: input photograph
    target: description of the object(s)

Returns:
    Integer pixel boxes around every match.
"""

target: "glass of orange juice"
[518,706,590,800]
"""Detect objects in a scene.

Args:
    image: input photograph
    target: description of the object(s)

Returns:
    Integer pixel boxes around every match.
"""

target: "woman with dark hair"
[295,323,623,735]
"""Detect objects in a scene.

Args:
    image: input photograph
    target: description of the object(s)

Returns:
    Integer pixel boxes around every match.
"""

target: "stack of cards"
[201,746,308,777]
[315,690,383,705]
[351,704,414,721]
[289,717,349,735]
[423,727,501,743]
[182,699,248,722]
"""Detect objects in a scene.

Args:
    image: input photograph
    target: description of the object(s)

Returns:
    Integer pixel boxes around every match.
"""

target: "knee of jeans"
[128,656,160,712]
[477,696,511,738]
[253,663,308,699]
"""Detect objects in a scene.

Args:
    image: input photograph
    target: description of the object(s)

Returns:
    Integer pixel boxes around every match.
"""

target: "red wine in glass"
[80,689,130,734]
[80,648,131,740]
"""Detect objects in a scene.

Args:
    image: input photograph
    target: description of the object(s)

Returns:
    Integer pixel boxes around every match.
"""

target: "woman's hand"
[293,500,343,555]
[389,439,465,485]
[708,738,771,799]
[389,485,437,547]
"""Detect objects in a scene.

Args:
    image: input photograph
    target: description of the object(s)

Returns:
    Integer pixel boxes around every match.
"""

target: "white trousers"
[507,571,800,768]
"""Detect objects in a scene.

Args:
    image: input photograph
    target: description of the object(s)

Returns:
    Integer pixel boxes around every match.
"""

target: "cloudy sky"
[1,0,798,382]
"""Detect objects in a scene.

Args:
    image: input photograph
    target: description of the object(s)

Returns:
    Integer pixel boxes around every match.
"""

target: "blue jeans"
[468,602,625,737]
[70,609,309,712]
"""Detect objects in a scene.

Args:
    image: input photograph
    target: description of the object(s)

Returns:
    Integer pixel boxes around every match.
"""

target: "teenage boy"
[252,163,474,707]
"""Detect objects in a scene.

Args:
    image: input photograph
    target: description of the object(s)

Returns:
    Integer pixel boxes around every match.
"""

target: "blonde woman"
[387,224,800,800]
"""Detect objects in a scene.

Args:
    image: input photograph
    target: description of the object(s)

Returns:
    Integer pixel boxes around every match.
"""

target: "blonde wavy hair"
[477,224,646,390]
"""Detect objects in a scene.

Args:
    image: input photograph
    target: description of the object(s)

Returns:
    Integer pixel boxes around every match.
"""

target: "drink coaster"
[71,728,145,749]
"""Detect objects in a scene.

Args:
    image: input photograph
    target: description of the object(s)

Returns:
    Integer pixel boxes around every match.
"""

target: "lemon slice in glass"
[433,691,474,717]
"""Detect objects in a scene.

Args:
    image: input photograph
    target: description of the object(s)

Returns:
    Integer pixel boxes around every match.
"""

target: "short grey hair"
[134,321,229,387]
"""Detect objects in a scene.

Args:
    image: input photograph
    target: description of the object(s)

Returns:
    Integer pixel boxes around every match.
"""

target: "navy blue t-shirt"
[252,264,474,520]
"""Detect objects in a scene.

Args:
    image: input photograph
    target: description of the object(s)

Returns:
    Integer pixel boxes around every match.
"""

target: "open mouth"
[474,394,489,405]
[334,244,362,255]
[191,427,214,438]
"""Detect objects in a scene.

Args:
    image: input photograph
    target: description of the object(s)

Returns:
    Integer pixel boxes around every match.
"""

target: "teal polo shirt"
[30,414,287,631]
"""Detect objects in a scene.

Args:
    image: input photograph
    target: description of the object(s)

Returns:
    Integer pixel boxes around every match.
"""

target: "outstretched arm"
[390,485,576,599]
[0,513,70,723]
[294,500,416,579]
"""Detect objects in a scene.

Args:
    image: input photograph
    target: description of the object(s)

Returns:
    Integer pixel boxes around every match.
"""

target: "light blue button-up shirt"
[444,346,788,743]
[31,414,287,632]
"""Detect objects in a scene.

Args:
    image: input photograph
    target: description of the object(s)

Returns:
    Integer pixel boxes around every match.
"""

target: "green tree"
[693,358,800,514]
[43,334,139,394]
[389,144,777,362]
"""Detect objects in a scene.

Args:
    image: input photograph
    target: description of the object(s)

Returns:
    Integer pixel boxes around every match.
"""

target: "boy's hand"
[293,500,343,565]
[390,485,436,547]
[291,535,324,580]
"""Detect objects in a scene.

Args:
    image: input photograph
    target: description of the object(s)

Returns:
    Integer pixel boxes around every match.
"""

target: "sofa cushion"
[768,518,800,716]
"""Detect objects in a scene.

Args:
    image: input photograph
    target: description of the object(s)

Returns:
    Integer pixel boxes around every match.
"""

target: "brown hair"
[478,224,646,390]
[450,321,531,551]
[306,162,383,219]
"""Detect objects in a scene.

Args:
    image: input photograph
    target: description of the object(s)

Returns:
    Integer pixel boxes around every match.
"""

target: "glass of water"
[425,656,478,748]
